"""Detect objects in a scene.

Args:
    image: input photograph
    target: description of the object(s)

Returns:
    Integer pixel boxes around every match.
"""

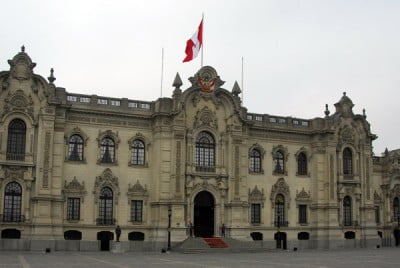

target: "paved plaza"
[0,248,400,268]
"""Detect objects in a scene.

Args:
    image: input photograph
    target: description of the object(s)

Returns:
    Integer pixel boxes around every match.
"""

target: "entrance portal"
[194,191,215,237]
[97,231,113,251]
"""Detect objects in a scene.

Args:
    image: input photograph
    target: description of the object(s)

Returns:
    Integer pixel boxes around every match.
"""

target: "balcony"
[342,220,358,227]
[273,220,289,227]
[6,153,25,161]
[96,218,116,225]
[195,166,215,173]
[0,214,26,223]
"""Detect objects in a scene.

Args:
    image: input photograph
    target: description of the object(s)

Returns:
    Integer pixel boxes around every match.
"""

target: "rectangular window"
[255,116,263,121]
[278,118,286,124]
[269,117,277,123]
[375,206,380,224]
[79,97,91,103]
[293,120,299,125]
[301,121,309,127]
[251,204,261,224]
[247,115,253,120]
[110,100,121,106]
[67,198,80,221]
[140,103,150,109]
[131,200,143,222]
[128,102,138,108]
[299,205,307,224]
[67,95,77,102]
[97,99,108,105]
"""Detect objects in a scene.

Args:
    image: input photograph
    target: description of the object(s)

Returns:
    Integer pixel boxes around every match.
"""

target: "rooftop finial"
[172,72,183,89]
[343,92,346,96]
[363,108,366,119]
[48,68,56,84]
[232,81,242,96]
[324,104,330,117]
[21,45,25,53]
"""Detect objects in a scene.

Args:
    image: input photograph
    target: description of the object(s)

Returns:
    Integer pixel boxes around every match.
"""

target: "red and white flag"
[183,19,203,63]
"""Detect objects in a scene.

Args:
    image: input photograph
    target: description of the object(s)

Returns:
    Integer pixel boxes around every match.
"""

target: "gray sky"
[0,0,398,154]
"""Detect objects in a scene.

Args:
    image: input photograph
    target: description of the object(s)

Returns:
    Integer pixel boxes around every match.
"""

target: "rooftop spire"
[48,68,56,84]
[172,72,182,89]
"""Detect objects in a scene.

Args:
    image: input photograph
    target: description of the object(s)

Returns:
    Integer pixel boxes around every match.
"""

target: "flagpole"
[161,48,164,98]
[241,56,244,104]
[201,12,204,68]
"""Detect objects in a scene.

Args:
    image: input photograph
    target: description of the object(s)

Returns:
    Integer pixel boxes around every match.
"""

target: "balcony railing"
[195,166,216,173]
[96,218,116,225]
[0,214,25,223]
[342,220,358,227]
[6,153,25,161]
[273,220,289,227]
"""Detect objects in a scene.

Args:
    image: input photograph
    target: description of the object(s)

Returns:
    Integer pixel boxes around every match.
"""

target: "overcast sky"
[0,0,398,155]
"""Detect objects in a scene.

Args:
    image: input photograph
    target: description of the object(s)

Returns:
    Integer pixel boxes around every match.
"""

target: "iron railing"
[6,153,25,161]
[0,214,26,223]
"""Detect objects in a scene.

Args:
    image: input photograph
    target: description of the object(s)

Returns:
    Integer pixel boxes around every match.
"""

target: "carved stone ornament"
[3,90,34,120]
[296,188,311,201]
[97,130,120,148]
[94,168,120,203]
[127,180,149,200]
[62,177,87,201]
[334,92,354,118]
[249,143,266,157]
[189,66,225,93]
[193,106,218,130]
[270,178,291,208]
[373,190,382,204]
[249,185,265,205]
[390,184,400,199]
[0,166,26,188]
[340,127,354,143]
[64,126,89,145]
[8,48,36,81]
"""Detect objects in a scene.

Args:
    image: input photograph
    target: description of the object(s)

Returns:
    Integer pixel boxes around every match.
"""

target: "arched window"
[343,148,353,175]
[274,194,286,227]
[274,151,284,174]
[98,187,113,225]
[100,137,115,163]
[131,140,145,165]
[343,196,352,226]
[195,131,215,171]
[394,197,399,222]
[249,149,262,173]
[297,152,307,175]
[7,119,26,161]
[3,182,22,222]
[68,135,84,161]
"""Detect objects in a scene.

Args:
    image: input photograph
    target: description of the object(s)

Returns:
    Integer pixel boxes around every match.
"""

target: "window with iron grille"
[274,151,284,174]
[375,206,380,224]
[297,152,307,175]
[67,198,80,221]
[343,196,352,226]
[249,149,261,173]
[299,205,307,224]
[100,137,115,163]
[251,204,261,224]
[131,200,143,222]
[393,197,399,221]
[3,182,22,222]
[68,135,84,161]
[343,148,353,175]
[7,119,26,161]
[131,140,145,165]
[99,187,113,224]
[195,131,215,168]
[275,194,285,226]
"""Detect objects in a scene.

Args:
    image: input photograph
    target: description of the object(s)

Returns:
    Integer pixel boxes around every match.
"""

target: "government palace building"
[0,47,399,251]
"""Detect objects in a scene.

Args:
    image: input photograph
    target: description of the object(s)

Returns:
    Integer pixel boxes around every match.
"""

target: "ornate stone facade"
[0,48,398,251]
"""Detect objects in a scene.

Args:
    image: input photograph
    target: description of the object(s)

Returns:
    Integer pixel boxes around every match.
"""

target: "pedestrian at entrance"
[221,223,226,237]
[115,225,121,242]
[188,220,194,238]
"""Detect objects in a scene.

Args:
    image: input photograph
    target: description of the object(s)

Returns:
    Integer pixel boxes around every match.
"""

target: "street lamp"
[167,207,172,251]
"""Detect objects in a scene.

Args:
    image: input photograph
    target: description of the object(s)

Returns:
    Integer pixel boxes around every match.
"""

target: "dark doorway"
[274,232,287,249]
[128,232,145,241]
[64,230,82,240]
[97,231,113,251]
[1,229,21,239]
[194,191,215,237]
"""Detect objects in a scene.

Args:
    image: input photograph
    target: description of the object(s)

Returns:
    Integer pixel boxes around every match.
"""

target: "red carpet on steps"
[203,237,228,248]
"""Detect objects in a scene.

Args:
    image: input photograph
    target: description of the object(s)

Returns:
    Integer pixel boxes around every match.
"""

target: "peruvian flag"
[183,19,203,63]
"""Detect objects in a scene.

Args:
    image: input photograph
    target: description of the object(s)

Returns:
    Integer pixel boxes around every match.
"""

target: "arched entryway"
[97,231,113,251]
[194,191,215,237]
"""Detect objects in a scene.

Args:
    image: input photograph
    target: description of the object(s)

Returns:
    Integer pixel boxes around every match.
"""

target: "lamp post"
[167,207,172,251]
[277,215,281,249]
